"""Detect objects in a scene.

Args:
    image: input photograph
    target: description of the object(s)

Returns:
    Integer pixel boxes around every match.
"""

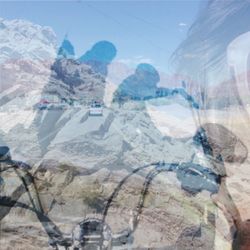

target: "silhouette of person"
[78,40,117,77]
[35,38,117,155]
[111,68,249,248]
[113,63,199,111]
[112,63,159,104]
[110,63,222,249]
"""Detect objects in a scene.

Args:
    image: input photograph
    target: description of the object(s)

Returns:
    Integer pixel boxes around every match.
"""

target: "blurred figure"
[35,38,117,155]
[172,0,250,249]
[79,40,117,77]
[113,63,159,103]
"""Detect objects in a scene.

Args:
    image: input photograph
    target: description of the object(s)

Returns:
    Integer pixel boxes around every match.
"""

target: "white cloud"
[118,56,153,67]
[179,22,187,27]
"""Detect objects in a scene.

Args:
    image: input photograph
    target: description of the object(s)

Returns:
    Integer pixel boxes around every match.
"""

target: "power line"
[84,2,167,53]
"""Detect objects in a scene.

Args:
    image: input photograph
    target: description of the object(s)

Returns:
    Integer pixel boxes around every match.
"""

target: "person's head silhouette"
[79,40,117,77]
[135,63,160,88]
[113,63,160,103]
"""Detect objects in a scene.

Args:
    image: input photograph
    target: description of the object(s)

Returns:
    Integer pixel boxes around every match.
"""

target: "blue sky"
[0,0,203,74]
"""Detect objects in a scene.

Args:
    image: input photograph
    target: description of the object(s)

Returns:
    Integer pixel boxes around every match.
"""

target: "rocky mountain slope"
[0,17,249,250]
